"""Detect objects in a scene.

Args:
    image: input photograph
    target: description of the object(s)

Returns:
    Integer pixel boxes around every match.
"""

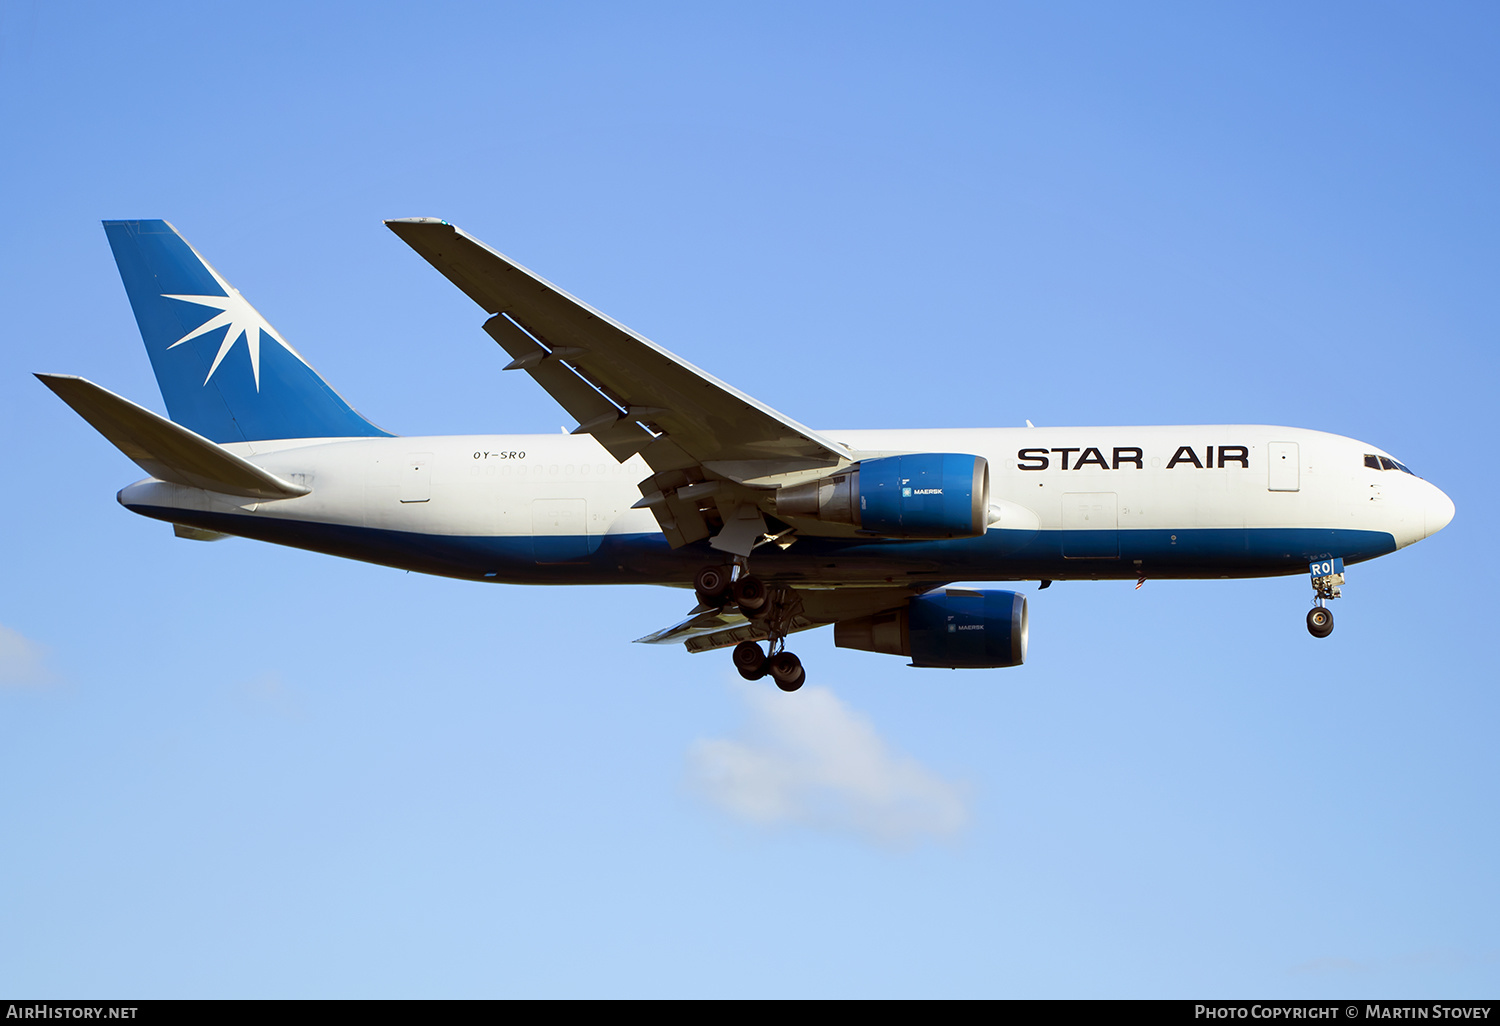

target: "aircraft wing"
[636,585,923,654]
[385,218,853,551]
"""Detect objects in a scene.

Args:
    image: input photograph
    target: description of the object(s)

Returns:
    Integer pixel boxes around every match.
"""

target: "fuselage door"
[1268,442,1300,492]
[401,453,432,503]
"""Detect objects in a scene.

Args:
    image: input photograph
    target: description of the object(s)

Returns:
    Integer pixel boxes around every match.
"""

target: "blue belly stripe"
[127,502,1398,587]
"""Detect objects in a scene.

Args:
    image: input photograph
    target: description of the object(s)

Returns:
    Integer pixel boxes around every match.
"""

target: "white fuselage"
[116,424,1454,588]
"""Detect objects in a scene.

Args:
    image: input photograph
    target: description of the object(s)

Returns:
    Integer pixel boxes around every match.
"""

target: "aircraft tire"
[733,640,767,680]
[732,575,769,616]
[768,652,805,692]
[1306,607,1334,638]
[694,565,732,607]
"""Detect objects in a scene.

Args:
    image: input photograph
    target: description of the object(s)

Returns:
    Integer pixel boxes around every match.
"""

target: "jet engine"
[834,588,1028,668]
[775,453,989,539]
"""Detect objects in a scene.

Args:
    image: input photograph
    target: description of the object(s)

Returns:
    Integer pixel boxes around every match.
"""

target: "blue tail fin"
[103,220,391,443]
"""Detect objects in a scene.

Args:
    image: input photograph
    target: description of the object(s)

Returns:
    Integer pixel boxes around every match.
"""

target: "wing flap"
[634,605,820,654]
[36,374,310,500]
[483,314,654,462]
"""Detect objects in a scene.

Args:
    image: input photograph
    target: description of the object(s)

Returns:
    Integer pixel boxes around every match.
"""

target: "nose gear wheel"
[1306,606,1334,638]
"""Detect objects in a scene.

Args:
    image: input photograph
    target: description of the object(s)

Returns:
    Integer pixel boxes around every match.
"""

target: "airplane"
[37,219,1456,692]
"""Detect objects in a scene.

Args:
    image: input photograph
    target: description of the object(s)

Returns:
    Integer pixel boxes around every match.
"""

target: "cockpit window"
[1364,454,1418,476]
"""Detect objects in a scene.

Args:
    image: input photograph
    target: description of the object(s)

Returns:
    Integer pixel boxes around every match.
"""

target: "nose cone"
[1425,484,1455,539]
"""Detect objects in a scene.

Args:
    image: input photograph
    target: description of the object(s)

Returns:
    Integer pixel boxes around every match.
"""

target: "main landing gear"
[1306,557,1344,639]
[733,640,805,692]
[696,564,806,691]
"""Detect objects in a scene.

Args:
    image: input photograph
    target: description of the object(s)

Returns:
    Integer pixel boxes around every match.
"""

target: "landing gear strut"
[1306,557,1344,639]
[701,561,806,691]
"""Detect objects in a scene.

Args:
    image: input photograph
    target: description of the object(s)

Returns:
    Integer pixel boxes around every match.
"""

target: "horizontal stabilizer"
[36,374,310,500]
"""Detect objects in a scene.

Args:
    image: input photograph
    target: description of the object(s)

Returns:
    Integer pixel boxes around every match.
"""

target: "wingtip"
[384,217,450,227]
[35,371,82,386]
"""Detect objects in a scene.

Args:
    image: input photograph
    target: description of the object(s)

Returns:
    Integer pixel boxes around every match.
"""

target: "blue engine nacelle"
[834,588,1028,668]
[775,453,990,539]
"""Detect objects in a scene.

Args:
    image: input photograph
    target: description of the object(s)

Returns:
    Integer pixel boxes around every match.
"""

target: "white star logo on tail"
[161,256,307,390]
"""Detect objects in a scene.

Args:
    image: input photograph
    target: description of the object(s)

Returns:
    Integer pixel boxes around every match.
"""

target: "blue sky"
[1,1,1496,997]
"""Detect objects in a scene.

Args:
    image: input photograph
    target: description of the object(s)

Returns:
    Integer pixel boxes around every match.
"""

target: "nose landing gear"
[1306,557,1344,639]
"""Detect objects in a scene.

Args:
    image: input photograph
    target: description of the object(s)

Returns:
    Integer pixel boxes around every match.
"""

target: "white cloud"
[236,670,302,718]
[0,624,56,686]
[687,682,968,845]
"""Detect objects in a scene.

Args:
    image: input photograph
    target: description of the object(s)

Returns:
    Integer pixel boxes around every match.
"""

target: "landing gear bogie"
[731,640,805,689]
[695,563,808,691]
